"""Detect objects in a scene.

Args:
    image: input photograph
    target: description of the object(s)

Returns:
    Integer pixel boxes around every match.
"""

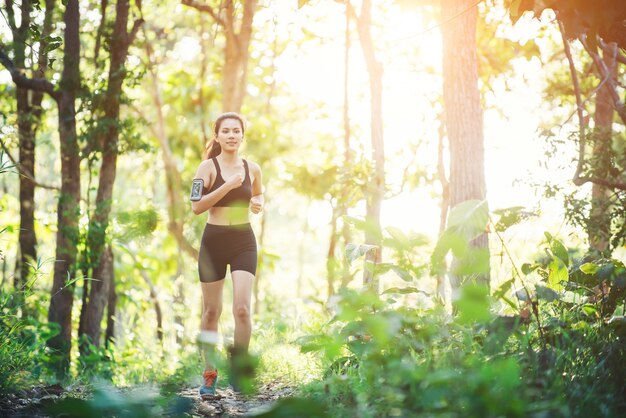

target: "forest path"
[179,381,296,417]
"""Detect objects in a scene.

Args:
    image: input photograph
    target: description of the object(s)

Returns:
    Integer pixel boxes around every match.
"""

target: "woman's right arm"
[191,160,243,215]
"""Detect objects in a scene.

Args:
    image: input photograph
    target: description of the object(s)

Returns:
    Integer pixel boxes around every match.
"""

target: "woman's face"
[216,118,244,152]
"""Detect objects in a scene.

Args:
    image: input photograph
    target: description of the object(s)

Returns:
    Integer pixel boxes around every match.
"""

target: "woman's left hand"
[250,195,263,214]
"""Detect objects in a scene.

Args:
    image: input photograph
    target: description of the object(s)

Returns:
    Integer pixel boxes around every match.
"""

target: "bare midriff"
[207,206,250,225]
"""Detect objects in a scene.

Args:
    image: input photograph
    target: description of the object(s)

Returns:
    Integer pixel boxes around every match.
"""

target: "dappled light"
[2,0,626,416]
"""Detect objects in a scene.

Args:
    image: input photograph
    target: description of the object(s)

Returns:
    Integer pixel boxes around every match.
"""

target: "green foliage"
[45,383,193,418]
[0,289,53,393]
[298,287,538,417]
[293,206,626,417]
[112,208,159,244]
[248,397,327,417]
[431,200,489,277]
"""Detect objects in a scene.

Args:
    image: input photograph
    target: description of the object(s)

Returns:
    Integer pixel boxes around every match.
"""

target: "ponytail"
[203,112,246,160]
[203,141,221,160]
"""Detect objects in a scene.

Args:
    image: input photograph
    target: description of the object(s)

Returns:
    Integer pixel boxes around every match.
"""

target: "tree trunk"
[182,0,257,113]
[339,1,352,290]
[437,118,450,303]
[47,0,81,376]
[589,43,617,253]
[326,211,338,298]
[9,0,53,315]
[142,33,199,260]
[82,246,113,349]
[441,0,490,291]
[349,0,384,290]
[104,268,117,349]
[81,0,142,351]
[221,0,256,112]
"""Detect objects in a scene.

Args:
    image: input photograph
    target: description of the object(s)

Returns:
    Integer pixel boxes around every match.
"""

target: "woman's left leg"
[231,270,254,350]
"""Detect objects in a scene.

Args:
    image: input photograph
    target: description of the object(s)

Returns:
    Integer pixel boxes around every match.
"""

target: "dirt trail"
[0,381,294,417]
[179,382,296,417]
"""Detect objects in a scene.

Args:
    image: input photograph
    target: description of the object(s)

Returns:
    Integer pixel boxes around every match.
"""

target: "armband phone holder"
[190,179,204,201]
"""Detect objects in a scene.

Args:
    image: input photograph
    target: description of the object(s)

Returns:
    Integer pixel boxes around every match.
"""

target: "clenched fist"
[250,195,263,214]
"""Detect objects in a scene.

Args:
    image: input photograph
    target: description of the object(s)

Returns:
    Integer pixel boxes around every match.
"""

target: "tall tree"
[2,0,81,374]
[78,0,143,353]
[441,0,490,291]
[347,0,384,289]
[182,0,258,113]
[508,1,626,253]
[588,43,617,253]
[3,0,55,311]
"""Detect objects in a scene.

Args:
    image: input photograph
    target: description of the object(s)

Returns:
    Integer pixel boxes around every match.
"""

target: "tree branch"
[127,18,145,48]
[558,22,587,186]
[599,37,626,66]
[574,176,626,191]
[0,46,60,100]
[93,0,108,68]
[181,0,226,27]
[581,35,626,125]
[5,0,17,32]
[0,140,60,191]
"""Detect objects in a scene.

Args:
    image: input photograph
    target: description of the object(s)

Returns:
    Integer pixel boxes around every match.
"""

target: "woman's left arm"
[249,161,264,214]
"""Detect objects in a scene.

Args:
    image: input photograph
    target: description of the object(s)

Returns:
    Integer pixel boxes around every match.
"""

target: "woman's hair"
[203,112,246,159]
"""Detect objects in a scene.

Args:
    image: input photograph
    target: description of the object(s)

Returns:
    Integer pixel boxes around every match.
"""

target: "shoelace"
[203,370,218,387]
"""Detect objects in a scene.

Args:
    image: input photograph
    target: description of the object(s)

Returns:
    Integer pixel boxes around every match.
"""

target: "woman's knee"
[203,305,222,322]
[233,304,251,322]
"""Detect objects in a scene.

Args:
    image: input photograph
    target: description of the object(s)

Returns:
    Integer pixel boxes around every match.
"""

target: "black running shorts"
[198,223,257,282]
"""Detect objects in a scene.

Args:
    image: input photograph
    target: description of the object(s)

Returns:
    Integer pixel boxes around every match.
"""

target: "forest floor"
[179,381,296,417]
[0,381,296,417]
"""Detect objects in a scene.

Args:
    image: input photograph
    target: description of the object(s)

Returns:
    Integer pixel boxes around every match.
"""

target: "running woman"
[190,112,264,398]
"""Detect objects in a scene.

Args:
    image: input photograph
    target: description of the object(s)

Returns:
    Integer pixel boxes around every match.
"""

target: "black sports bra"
[203,157,252,207]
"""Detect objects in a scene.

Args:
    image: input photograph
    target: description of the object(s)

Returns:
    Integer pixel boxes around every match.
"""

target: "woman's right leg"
[200,279,225,371]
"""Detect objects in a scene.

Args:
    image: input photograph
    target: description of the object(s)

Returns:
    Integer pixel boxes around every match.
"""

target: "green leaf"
[385,226,408,245]
[345,243,378,265]
[452,247,490,276]
[382,286,429,295]
[521,263,539,275]
[535,284,560,301]
[580,262,600,275]
[447,200,489,241]
[430,230,467,275]
[390,265,413,282]
[494,278,515,300]
[456,284,492,325]
[492,206,531,232]
[582,304,598,317]
[548,258,568,290]
[545,232,569,266]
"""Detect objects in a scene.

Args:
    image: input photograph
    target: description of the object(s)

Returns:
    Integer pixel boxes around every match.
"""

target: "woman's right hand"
[224,173,244,190]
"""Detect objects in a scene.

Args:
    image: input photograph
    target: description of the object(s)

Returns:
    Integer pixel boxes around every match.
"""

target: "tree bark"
[589,43,617,253]
[81,0,142,351]
[348,0,384,290]
[339,1,352,290]
[182,0,257,113]
[141,32,199,260]
[441,0,490,290]
[8,0,54,314]
[47,0,81,376]
[437,118,450,302]
[104,268,117,349]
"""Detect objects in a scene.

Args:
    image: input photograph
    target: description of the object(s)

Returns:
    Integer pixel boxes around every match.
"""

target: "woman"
[190,112,263,398]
